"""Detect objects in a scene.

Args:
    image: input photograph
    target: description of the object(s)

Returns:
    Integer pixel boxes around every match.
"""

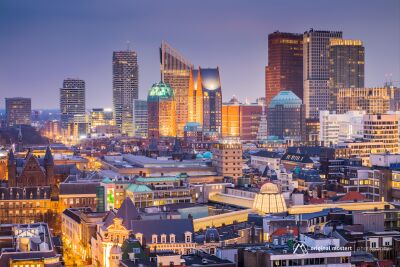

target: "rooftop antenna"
[126,40,131,51]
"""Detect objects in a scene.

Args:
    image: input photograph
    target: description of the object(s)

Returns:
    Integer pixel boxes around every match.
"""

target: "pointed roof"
[339,191,366,202]
[115,197,140,229]
[8,149,15,164]
[44,146,54,165]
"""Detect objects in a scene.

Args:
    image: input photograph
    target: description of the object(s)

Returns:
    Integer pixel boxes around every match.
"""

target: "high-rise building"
[328,39,365,111]
[188,69,203,125]
[113,50,138,136]
[60,78,86,129]
[265,31,303,106]
[303,29,343,118]
[160,41,192,137]
[267,90,305,141]
[5,97,31,127]
[147,82,176,138]
[333,87,390,114]
[222,97,263,142]
[329,39,364,89]
[199,67,222,136]
[133,99,148,139]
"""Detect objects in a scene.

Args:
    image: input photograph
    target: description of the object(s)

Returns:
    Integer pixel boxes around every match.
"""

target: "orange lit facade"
[222,102,263,142]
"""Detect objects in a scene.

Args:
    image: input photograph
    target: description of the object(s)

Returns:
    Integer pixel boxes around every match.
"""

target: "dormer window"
[152,234,158,244]
[185,232,192,243]
[170,234,175,243]
[161,234,166,243]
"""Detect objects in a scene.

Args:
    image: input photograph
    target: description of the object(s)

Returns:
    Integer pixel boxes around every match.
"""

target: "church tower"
[7,149,16,187]
[44,146,55,185]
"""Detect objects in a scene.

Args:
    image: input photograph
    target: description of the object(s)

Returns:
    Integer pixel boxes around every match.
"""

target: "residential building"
[303,29,343,118]
[5,97,31,127]
[60,78,86,129]
[113,50,138,136]
[363,114,399,154]
[265,31,303,106]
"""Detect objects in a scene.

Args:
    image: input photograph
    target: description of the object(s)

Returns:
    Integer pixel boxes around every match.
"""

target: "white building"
[319,110,364,146]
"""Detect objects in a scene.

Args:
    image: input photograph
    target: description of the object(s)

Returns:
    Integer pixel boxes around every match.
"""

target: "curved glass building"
[199,67,222,135]
[267,90,305,141]
[147,82,176,138]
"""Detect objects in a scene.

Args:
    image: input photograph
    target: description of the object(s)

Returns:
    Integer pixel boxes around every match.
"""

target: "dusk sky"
[0,0,399,109]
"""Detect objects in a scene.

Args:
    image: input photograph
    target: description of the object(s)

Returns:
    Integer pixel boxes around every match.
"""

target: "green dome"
[269,90,302,108]
[147,82,174,102]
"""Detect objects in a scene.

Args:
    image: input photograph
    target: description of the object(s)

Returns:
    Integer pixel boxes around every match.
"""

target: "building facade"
[60,78,86,129]
[160,41,192,137]
[363,114,399,154]
[212,139,243,184]
[5,97,31,127]
[333,87,390,114]
[147,82,176,138]
[133,99,148,139]
[265,31,303,106]
[112,50,138,136]
[267,91,305,142]
[200,67,223,136]
[303,29,343,118]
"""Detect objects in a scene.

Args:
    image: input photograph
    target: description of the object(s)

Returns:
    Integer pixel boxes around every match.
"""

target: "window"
[152,234,158,244]
[161,234,166,243]
[170,234,175,243]
[185,232,192,243]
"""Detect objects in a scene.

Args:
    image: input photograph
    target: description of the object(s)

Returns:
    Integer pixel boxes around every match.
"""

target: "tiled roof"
[339,191,366,202]
[59,183,99,195]
[126,184,152,193]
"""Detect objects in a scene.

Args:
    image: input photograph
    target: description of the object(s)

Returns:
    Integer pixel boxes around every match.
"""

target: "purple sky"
[0,0,399,109]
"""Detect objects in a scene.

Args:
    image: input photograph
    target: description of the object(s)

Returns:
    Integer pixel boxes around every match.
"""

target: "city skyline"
[0,0,399,109]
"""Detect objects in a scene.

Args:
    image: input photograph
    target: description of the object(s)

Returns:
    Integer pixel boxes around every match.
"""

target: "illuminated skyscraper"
[60,78,86,129]
[188,69,203,125]
[328,39,365,111]
[199,67,222,136]
[265,31,303,106]
[147,82,176,138]
[160,41,193,137]
[113,50,138,136]
[133,99,148,139]
[303,29,342,118]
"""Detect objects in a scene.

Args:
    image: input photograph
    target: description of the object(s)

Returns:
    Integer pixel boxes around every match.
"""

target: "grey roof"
[59,182,99,195]
[281,153,313,163]
[252,150,282,159]
[130,219,194,243]
[0,186,51,200]
[115,197,140,228]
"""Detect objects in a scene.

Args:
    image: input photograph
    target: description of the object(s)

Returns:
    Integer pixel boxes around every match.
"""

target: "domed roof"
[147,82,174,101]
[110,245,121,254]
[260,182,279,194]
[269,91,302,108]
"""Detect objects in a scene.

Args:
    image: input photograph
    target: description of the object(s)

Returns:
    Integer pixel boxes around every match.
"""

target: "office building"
[319,110,365,146]
[113,50,138,136]
[147,82,176,138]
[188,68,203,125]
[363,114,399,154]
[5,97,31,127]
[160,41,192,137]
[329,39,364,89]
[265,31,303,106]
[222,97,263,142]
[333,87,390,114]
[133,99,148,139]
[60,78,86,129]
[199,67,223,135]
[212,139,242,184]
[303,29,343,118]
[267,90,305,141]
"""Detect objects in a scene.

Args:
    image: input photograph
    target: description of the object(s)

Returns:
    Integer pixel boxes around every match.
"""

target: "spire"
[8,149,15,164]
[44,145,54,165]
